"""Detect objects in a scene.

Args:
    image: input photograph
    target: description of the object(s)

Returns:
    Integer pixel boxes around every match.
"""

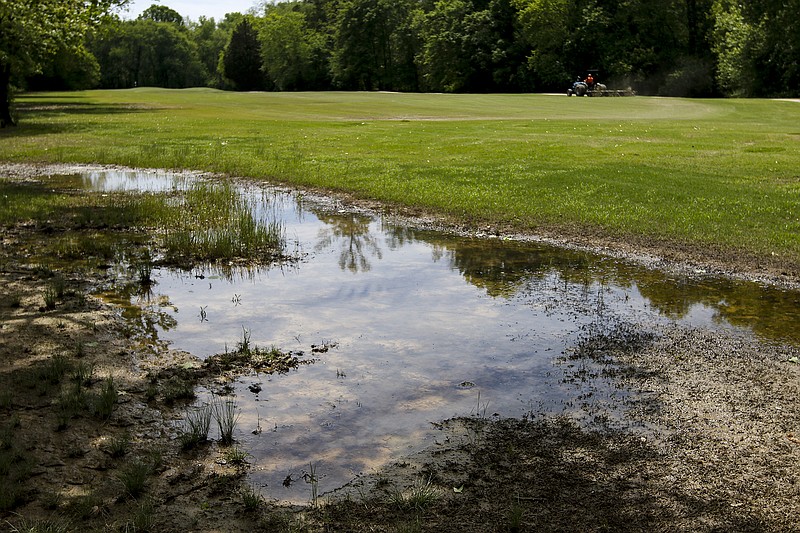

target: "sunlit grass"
[2,89,799,263]
[0,177,285,267]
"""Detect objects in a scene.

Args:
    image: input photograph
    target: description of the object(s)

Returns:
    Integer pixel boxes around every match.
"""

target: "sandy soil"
[1,163,799,532]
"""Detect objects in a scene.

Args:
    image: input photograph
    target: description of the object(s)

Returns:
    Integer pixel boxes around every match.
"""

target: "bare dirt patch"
[1,163,799,531]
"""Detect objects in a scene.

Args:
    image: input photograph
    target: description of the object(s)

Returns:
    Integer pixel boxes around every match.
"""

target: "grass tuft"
[179,403,212,450]
[117,458,152,498]
[241,483,265,512]
[92,376,117,420]
[390,478,441,511]
[212,396,239,446]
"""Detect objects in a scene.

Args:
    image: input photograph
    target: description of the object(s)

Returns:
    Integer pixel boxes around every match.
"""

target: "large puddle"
[82,170,800,503]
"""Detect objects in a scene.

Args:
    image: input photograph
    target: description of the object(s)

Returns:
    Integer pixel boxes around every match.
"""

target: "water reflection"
[84,170,800,503]
[314,213,383,272]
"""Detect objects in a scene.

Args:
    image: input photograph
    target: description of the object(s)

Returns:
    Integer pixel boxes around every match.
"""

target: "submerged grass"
[1,90,799,263]
[0,176,285,269]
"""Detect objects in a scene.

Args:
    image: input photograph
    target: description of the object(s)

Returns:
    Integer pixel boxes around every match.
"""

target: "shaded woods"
[22,0,800,98]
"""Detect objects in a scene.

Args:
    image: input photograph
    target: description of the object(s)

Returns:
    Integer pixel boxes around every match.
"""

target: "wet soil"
[2,163,800,532]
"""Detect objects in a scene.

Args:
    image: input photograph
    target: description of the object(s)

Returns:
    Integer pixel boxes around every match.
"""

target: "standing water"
[85,170,800,503]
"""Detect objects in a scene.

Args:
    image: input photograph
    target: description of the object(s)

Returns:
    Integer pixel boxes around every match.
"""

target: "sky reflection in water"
[87,170,800,503]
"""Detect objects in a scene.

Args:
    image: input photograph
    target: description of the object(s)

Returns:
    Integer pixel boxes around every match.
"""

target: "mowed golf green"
[2,89,799,264]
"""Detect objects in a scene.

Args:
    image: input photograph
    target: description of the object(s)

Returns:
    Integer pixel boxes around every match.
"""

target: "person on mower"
[586,73,595,89]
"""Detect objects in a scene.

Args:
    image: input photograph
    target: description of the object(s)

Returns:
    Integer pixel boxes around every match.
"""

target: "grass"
[0,419,33,511]
[70,360,94,387]
[240,484,265,512]
[212,397,240,446]
[305,462,320,508]
[116,458,152,498]
[179,403,213,450]
[222,445,250,466]
[6,517,74,533]
[1,90,799,264]
[107,432,131,458]
[41,354,71,385]
[0,176,285,269]
[92,376,117,420]
[390,478,441,511]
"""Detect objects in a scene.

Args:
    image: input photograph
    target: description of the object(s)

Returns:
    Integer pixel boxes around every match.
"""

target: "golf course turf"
[2,89,798,274]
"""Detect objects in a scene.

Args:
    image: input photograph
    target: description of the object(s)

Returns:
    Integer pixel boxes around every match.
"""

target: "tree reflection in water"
[313,212,383,272]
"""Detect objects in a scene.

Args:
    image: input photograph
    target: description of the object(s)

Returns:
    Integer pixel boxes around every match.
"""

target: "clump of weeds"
[71,360,95,387]
[390,478,441,511]
[63,490,106,520]
[117,458,153,499]
[106,432,131,459]
[129,497,155,532]
[42,276,66,310]
[54,374,117,430]
[92,376,118,420]
[222,445,250,467]
[241,484,265,512]
[41,354,72,385]
[303,463,320,508]
[206,327,306,374]
[133,250,155,287]
[6,516,73,533]
[118,463,150,499]
[147,369,197,406]
[0,419,33,512]
[179,403,213,450]
[213,396,240,446]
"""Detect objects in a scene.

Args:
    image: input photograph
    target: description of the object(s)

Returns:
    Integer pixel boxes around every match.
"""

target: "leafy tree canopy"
[0,0,129,126]
[139,4,184,26]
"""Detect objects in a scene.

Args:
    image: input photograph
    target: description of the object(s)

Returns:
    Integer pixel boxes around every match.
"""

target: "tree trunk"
[0,62,15,128]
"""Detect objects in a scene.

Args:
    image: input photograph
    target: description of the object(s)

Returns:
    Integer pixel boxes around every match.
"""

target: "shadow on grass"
[0,100,156,138]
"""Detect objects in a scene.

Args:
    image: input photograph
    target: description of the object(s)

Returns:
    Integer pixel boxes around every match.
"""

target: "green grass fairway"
[2,89,799,265]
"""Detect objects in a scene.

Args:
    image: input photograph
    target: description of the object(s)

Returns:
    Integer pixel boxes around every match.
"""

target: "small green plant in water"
[237,326,252,355]
[179,403,212,450]
[134,251,154,286]
[212,397,239,446]
[304,462,319,507]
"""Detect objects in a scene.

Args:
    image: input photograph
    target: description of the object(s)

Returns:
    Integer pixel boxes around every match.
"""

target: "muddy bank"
[1,162,799,531]
[315,322,800,532]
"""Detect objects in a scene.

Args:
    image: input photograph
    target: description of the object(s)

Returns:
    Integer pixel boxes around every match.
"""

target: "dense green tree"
[26,44,101,91]
[416,0,474,91]
[331,0,419,90]
[189,17,228,87]
[737,0,800,96]
[90,18,205,88]
[139,4,184,25]
[7,0,798,100]
[513,0,571,89]
[221,16,266,90]
[514,0,575,89]
[710,0,758,95]
[0,0,128,126]
[260,6,330,90]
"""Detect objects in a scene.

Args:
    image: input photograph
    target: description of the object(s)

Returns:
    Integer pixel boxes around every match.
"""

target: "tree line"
[9,0,800,111]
